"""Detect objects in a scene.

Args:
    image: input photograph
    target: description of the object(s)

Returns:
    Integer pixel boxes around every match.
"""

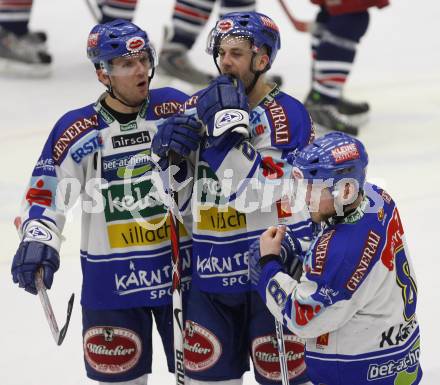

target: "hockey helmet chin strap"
[246,52,270,94]
[107,82,144,109]
[213,50,270,95]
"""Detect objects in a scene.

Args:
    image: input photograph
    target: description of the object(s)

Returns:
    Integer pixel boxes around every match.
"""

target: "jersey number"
[396,251,418,322]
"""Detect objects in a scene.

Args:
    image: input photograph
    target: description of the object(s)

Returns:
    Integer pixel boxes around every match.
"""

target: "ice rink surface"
[0,0,439,384]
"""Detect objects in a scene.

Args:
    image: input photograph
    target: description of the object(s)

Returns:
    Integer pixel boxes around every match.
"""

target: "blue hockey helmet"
[288,132,369,190]
[206,12,281,70]
[86,19,157,70]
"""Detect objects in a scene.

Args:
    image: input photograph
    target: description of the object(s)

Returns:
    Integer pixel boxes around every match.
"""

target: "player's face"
[305,182,336,223]
[108,51,150,105]
[217,37,258,89]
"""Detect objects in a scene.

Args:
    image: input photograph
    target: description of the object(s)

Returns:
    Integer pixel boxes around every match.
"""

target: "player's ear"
[342,181,359,202]
[96,69,110,87]
[254,46,270,72]
[257,53,270,72]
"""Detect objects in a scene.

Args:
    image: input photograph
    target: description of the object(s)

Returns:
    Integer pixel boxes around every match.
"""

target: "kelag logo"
[102,180,167,222]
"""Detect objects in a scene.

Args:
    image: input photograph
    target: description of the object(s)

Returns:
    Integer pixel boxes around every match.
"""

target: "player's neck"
[248,78,273,109]
[104,94,141,114]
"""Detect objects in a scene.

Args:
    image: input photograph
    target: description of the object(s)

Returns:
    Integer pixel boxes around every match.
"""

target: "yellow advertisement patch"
[197,206,246,232]
[108,217,188,248]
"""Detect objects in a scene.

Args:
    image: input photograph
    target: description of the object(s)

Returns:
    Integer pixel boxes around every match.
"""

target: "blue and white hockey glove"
[196,75,249,148]
[12,222,61,295]
[249,231,303,286]
[249,239,266,286]
[280,231,304,281]
[152,114,202,169]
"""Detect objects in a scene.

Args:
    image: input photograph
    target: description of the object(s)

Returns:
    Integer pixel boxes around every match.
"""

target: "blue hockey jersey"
[16,88,193,310]
[183,84,315,294]
[258,184,422,385]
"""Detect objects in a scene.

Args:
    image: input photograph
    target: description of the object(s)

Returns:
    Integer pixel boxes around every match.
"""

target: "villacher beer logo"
[252,334,306,381]
[87,33,99,48]
[84,326,142,374]
[126,37,145,52]
[216,19,234,33]
[184,321,222,372]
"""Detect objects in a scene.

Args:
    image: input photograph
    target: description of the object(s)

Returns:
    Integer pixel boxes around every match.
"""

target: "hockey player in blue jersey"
[10,20,200,384]
[153,11,315,385]
[251,132,422,385]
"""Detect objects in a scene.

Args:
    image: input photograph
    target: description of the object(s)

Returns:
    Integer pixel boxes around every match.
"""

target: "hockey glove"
[248,231,303,286]
[12,241,60,295]
[152,114,202,169]
[12,222,61,294]
[280,230,304,281]
[249,239,265,286]
[196,75,249,148]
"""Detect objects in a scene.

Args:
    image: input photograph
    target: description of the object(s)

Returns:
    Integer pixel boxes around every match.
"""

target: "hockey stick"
[277,0,314,33]
[274,222,290,385]
[275,319,290,385]
[168,154,185,385]
[35,269,75,346]
[84,0,102,22]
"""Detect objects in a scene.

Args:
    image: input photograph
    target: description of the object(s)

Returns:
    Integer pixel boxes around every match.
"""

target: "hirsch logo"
[26,225,52,241]
[126,37,145,52]
[216,19,234,33]
[112,131,151,149]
